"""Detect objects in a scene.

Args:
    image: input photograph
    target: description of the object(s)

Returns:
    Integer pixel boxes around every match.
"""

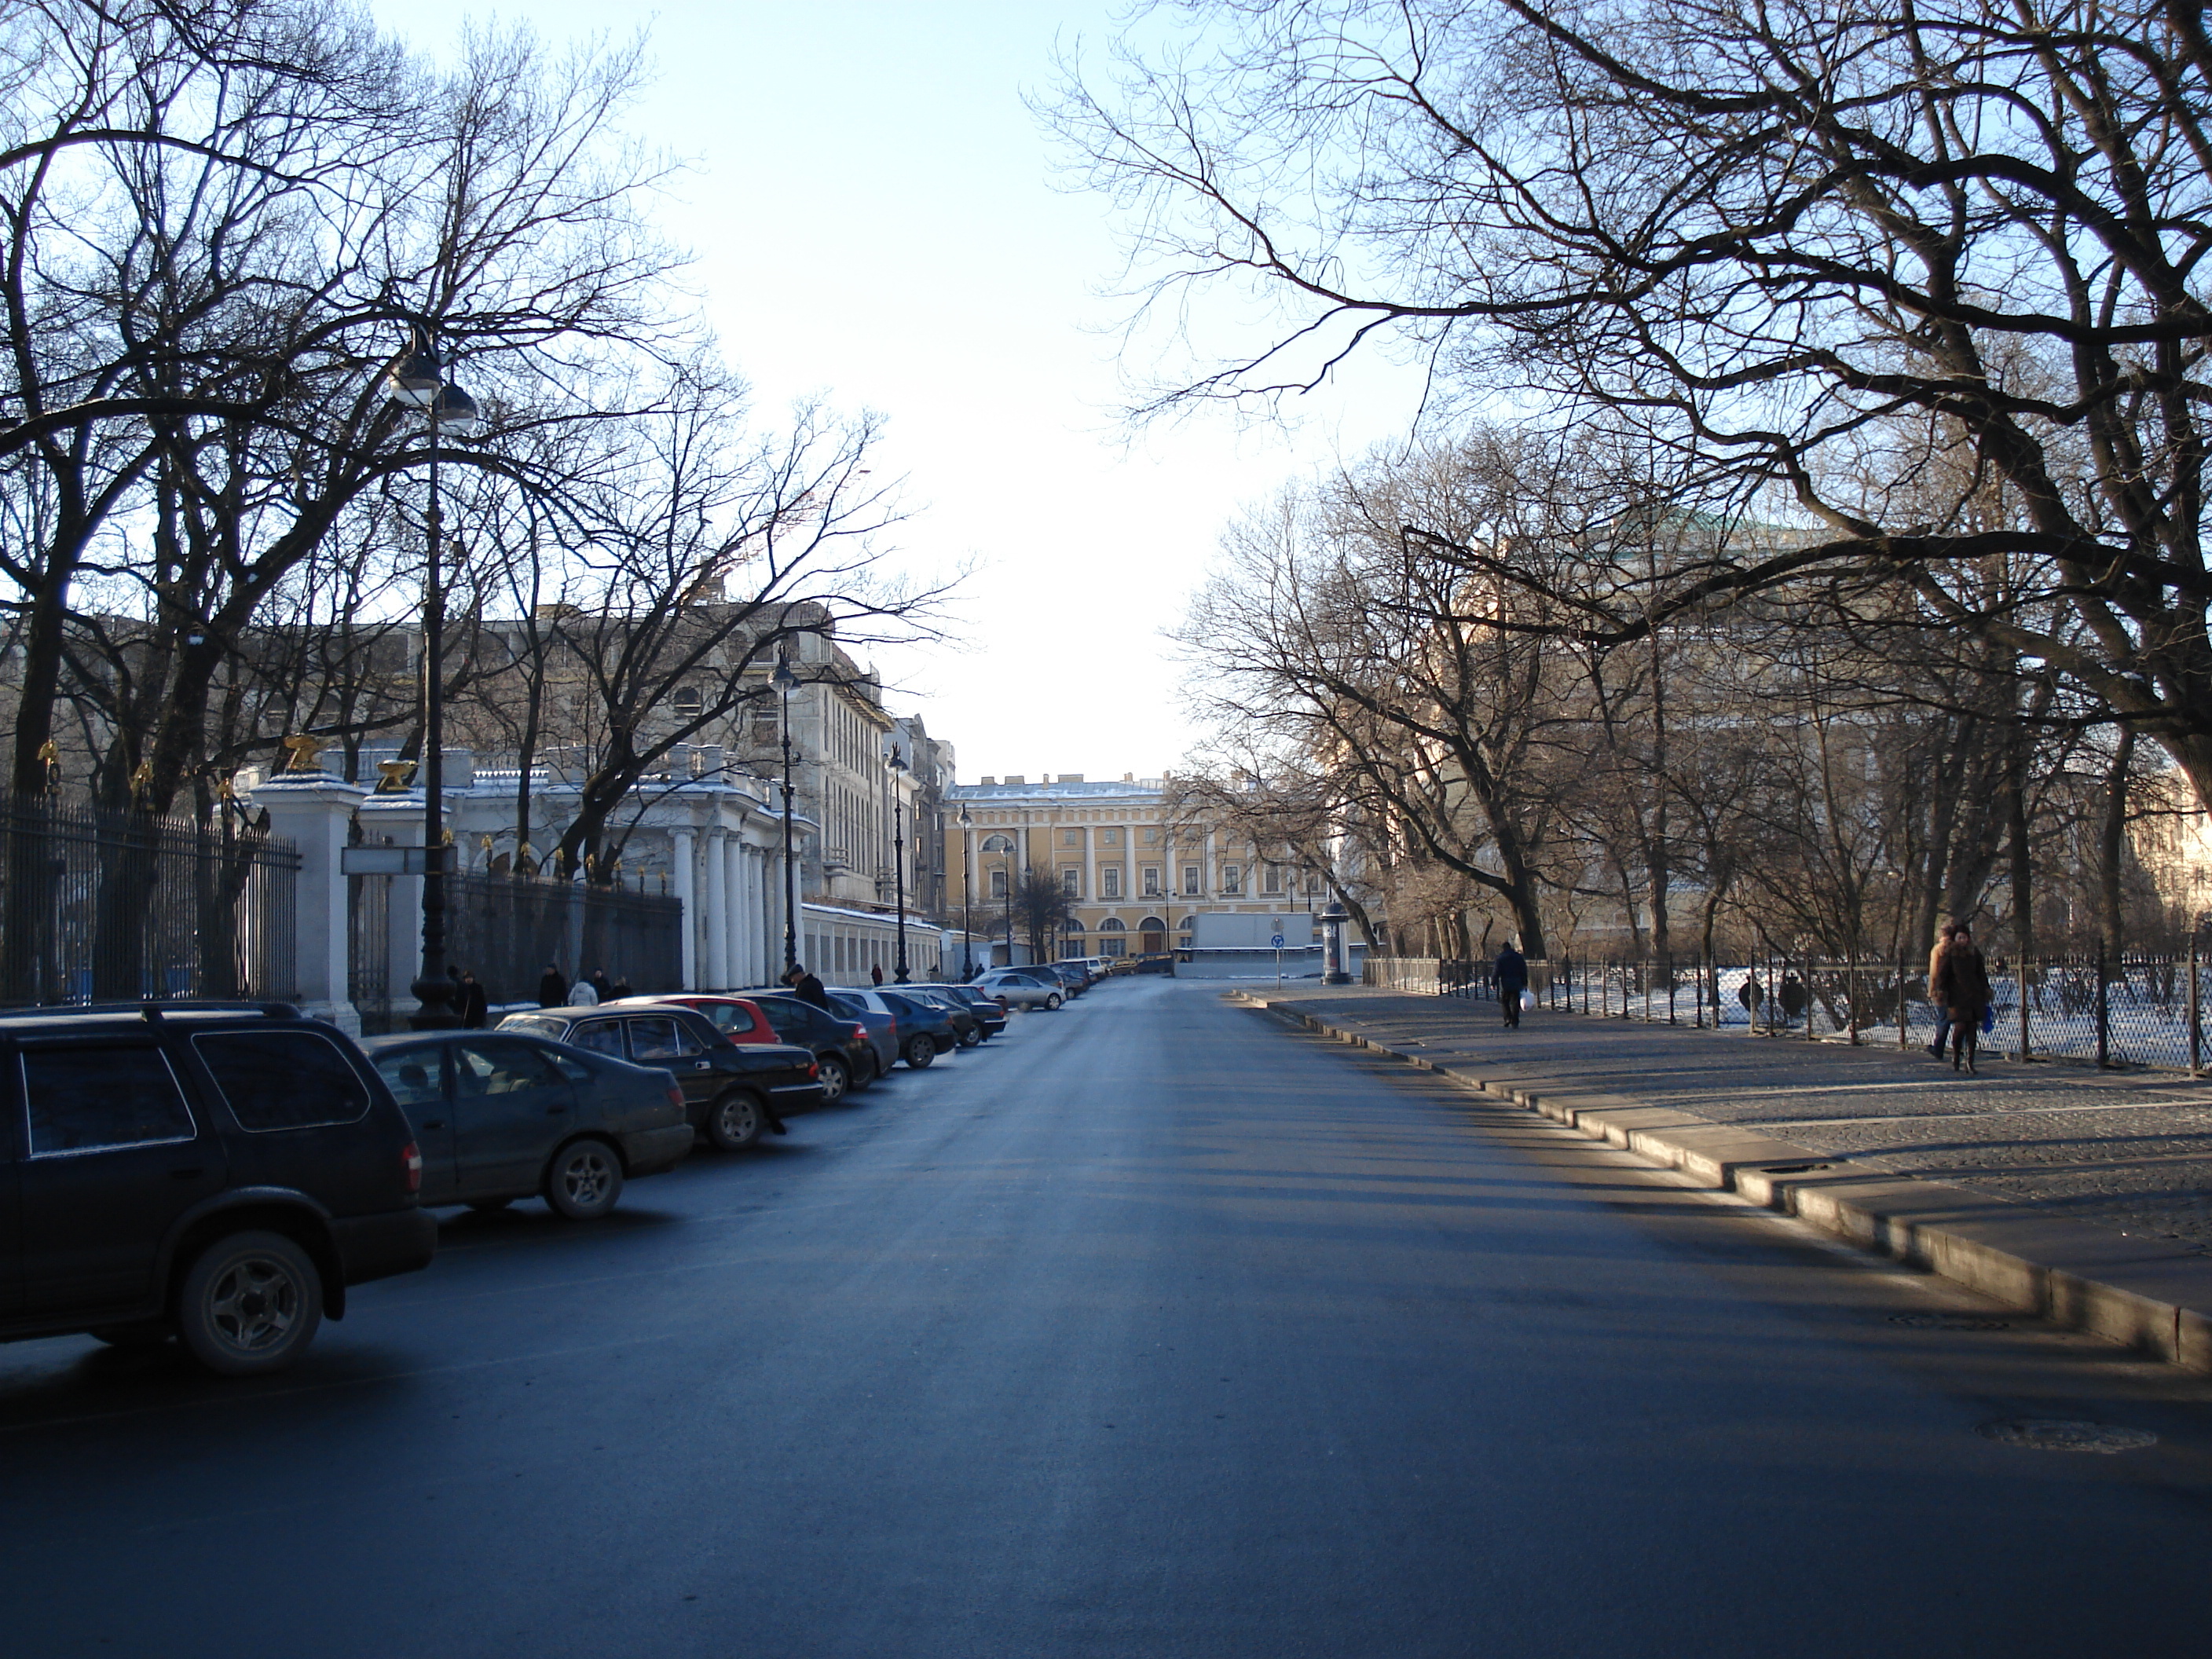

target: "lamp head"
[886,745,908,777]
[431,382,482,438]
[383,324,441,409]
[771,655,797,694]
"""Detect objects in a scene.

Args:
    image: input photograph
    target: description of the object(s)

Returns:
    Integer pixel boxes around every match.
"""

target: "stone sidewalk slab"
[1231,984,2212,1373]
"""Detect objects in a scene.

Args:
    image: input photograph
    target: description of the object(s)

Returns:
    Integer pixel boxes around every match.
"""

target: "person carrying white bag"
[1495,939,1529,1029]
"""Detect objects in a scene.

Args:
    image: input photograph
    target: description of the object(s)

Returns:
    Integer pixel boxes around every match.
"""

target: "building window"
[1063,829,1081,846]
[1102,866,1121,899]
[990,869,1008,899]
[1142,866,1161,895]
[1101,829,1119,846]
[1061,866,1081,896]
[672,686,703,717]
[1262,864,1281,895]
[1222,863,1242,895]
[1097,918,1126,958]
[1181,864,1200,895]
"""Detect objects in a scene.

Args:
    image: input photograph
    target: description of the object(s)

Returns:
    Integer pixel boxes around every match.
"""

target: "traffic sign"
[1269,933,1285,948]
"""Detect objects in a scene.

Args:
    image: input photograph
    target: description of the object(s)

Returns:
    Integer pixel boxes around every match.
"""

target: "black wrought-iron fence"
[1365,947,2212,1072]
[352,870,683,1034]
[0,789,298,1006]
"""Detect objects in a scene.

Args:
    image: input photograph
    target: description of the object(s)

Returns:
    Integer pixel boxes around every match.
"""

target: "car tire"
[1045,993,1063,1010]
[903,1034,936,1069]
[817,1054,851,1104]
[545,1138,624,1221]
[90,1321,171,1350]
[707,1090,766,1151]
[958,1025,982,1048]
[175,1230,323,1377]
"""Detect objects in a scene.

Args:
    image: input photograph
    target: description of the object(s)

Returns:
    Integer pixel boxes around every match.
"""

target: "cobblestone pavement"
[1252,985,2212,1253]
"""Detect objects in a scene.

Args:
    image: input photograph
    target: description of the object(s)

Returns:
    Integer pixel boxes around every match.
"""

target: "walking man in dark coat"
[454,967,489,1029]
[537,961,567,1008]
[788,963,831,1010]
[1495,939,1529,1028]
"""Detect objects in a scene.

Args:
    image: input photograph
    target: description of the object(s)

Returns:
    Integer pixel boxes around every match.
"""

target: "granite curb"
[1230,989,2212,1374]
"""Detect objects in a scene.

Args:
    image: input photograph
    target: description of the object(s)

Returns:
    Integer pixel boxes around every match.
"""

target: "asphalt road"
[5,976,2212,1657]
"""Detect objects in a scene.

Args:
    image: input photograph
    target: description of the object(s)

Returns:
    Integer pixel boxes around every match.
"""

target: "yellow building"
[946,775,1327,963]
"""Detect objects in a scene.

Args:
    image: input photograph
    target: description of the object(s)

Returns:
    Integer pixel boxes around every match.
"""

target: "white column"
[734,836,760,995]
[704,831,730,990]
[355,792,425,1027]
[672,827,698,989]
[251,771,372,1033]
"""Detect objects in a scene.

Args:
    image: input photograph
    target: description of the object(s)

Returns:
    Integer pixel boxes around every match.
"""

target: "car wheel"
[545,1138,624,1221]
[90,1321,171,1350]
[707,1090,766,1151]
[958,1025,982,1048]
[467,1198,514,1214]
[175,1230,323,1377]
[1045,993,1063,1010]
[817,1053,851,1104]
[903,1034,936,1068]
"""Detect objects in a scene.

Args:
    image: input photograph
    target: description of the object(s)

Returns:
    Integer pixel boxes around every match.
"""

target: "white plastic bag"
[1521,990,1536,1013]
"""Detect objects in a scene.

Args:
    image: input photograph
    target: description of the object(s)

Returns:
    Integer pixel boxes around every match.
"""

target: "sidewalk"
[1231,983,2212,1371]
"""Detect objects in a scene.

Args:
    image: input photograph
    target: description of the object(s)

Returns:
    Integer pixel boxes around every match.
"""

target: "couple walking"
[1928,923,1994,1075]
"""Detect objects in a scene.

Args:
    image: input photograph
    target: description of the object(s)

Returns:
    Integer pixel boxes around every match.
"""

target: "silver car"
[977,969,1064,1011]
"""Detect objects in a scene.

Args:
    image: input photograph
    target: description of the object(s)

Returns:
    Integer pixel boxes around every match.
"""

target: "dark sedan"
[364,1030,694,1221]
[499,1005,826,1152]
[908,984,1008,1041]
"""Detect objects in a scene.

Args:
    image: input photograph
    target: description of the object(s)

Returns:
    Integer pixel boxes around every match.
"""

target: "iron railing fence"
[1368,947,2212,1073]
[0,789,298,1006]
[352,870,683,1035]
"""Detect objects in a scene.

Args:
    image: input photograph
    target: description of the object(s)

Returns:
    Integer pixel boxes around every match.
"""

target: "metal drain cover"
[1889,1313,2012,1331]
[1977,1419,2159,1453]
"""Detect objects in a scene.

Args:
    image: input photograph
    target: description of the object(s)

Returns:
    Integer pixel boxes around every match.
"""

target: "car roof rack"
[0,999,302,1024]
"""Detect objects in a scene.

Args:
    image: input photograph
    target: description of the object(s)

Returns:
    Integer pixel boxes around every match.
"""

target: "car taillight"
[666,1085,686,1110]
[805,1058,819,1079]
[401,1141,423,1194]
[848,1022,866,1040]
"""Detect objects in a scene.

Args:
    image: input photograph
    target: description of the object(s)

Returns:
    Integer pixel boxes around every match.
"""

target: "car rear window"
[194,1029,372,1132]
[499,1015,566,1041]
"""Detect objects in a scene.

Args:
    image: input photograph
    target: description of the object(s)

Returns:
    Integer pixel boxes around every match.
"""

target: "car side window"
[373,1051,445,1111]
[701,1004,747,1034]
[21,1043,196,1155]
[628,1016,697,1061]
[455,1041,564,1096]
[195,1029,372,1131]
[548,1051,595,1082]
[756,1000,801,1036]
[569,1021,625,1059]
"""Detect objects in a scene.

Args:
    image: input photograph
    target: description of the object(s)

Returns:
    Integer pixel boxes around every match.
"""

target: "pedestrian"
[1495,938,1529,1029]
[610,972,632,1000]
[454,965,489,1029]
[870,962,884,986]
[587,965,613,1003]
[787,961,830,1010]
[568,972,599,1006]
[537,961,567,1009]
[1932,923,1992,1075]
[1925,922,1958,1057]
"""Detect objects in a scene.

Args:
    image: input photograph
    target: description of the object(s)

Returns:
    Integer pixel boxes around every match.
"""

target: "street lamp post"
[981,833,1014,968]
[886,745,910,982]
[773,654,800,977]
[957,802,974,978]
[383,322,482,1031]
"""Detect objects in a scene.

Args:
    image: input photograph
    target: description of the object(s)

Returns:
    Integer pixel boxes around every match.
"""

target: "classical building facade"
[945,774,1331,964]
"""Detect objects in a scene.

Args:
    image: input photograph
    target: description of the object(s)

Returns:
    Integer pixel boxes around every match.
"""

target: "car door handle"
[694,1060,712,1070]
[168,1166,205,1181]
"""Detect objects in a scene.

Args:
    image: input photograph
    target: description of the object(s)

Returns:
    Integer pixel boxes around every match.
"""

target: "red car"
[611,994,876,1103]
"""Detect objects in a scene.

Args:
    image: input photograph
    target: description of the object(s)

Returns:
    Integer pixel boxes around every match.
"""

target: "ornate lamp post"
[957,801,974,977]
[773,653,800,977]
[981,833,1016,967]
[886,745,910,982]
[383,321,481,1030]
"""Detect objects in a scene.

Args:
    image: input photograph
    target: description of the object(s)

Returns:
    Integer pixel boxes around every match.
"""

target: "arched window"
[672,685,703,717]
[1097,916,1126,958]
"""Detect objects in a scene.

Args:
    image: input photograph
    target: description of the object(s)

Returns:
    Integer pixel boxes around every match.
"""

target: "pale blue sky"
[367,0,1422,780]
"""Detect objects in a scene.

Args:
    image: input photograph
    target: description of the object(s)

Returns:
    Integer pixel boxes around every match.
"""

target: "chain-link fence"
[1364,947,2212,1072]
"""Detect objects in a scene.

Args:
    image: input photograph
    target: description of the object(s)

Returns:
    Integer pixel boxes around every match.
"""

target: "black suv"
[0,1002,437,1376]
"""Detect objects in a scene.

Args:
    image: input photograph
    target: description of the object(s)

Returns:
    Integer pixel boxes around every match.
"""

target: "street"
[6,976,2212,1657]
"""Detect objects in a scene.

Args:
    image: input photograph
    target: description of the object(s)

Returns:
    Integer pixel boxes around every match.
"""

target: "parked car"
[822,992,899,1077]
[1041,961,1093,994]
[767,986,947,1070]
[0,1001,437,1377]
[898,986,995,1045]
[362,1030,694,1221]
[497,1005,824,1151]
[610,993,876,1100]
[977,968,1064,1010]
[906,983,1008,1040]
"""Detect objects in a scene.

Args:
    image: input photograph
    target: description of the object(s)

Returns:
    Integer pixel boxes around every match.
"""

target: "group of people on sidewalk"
[535,964,633,1009]
[1927,923,1994,1075]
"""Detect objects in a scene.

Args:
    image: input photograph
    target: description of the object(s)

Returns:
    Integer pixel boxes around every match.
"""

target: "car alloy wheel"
[818,1054,850,1103]
[1045,993,1062,1010]
[708,1090,765,1151]
[904,1035,936,1068]
[176,1230,323,1377]
[546,1138,624,1220]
